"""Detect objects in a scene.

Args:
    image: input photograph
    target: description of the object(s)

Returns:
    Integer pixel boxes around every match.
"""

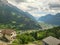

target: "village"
[0,29,60,45]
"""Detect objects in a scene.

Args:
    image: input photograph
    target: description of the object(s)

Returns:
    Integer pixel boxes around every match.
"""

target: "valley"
[0,0,60,45]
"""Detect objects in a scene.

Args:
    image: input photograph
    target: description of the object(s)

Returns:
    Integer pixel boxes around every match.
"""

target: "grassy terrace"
[9,40,43,45]
[11,26,60,45]
[0,26,60,45]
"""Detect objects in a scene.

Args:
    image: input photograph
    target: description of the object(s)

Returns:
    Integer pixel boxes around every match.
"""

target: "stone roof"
[42,36,60,45]
[1,29,15,35]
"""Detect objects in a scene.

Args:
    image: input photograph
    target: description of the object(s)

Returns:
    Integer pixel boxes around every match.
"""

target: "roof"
[42,36,60,45]
[1,29,15,35]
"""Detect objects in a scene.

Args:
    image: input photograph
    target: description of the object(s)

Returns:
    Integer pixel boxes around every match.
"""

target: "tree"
[16,34,35,44]
[37,31,46,40]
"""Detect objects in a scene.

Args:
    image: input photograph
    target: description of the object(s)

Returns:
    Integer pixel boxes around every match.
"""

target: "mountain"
[38,13,60,25]
[0,0,41,30]
[39,22,57,29]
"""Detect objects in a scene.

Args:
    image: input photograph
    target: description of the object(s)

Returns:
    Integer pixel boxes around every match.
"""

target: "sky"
[7,0,60,19]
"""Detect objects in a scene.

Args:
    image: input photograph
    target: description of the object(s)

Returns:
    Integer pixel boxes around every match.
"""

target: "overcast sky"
[7,0,60,19]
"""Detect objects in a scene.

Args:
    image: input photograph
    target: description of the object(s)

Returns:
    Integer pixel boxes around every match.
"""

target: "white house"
[1,29,16,41]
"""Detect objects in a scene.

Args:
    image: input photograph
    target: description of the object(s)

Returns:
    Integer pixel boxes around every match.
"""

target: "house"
[42,36,60,45]
[0,29,4,37]
[1,29,16,41]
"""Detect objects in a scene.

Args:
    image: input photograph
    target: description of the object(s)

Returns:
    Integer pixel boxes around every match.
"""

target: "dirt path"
[28,44,37,45]
[24,43,38,45]
[0,41,8,45]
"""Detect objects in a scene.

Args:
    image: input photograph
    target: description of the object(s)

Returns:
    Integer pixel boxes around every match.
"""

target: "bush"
[37,31,46,40]
[14,34,35,44]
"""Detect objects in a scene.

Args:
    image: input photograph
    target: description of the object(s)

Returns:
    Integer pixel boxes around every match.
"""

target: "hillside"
[10,26,60,45]
[0,0,41,30]
[38,13,60,25]
[39,22,57,29]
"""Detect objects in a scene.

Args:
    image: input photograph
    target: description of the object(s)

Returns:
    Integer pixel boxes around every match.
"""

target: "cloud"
[7,0,60,18]
[7,0,26,4]
[49,3,60,10]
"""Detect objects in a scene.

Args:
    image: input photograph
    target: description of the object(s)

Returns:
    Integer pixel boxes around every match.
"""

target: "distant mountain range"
[0,0,41,30]
[38,13,60,25]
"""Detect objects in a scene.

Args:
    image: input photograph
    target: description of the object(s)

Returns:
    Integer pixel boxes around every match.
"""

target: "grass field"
[24,40,43,45]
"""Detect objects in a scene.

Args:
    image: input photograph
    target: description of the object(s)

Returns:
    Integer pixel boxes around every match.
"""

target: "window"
[58,43,60,45]
[11,34,12,35]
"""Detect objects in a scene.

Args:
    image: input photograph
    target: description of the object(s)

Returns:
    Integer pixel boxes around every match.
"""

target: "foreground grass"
[33,40,43,45]
[9,40,43,45]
